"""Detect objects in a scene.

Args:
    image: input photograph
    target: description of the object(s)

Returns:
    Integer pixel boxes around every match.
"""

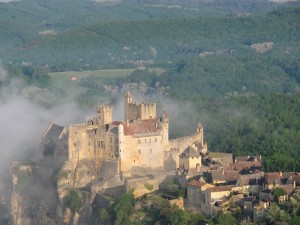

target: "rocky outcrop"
[10,163,59,225]
[251,42,274,53]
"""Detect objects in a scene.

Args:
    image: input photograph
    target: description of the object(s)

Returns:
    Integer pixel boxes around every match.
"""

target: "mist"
[0,67,95,196]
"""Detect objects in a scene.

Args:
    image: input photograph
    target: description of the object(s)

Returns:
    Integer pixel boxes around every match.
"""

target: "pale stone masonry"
[68,92,206,177]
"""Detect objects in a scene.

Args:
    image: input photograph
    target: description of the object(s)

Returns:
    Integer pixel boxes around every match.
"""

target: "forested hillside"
[2,5,299,70]
[0,0,280,55]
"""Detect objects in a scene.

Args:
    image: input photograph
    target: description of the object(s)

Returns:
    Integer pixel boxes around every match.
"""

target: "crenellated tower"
[124,91,156,122]
[160,111,169,145]
[96,105,112,126]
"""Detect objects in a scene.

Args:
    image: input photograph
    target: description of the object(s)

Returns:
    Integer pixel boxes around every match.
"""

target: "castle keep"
[68,92,207,176]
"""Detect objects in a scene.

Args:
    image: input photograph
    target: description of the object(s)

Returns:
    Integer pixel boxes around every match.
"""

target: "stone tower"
[124,91,132,121]
[161,111,169,145]
[96,105,112,126]
[124,91,156,121]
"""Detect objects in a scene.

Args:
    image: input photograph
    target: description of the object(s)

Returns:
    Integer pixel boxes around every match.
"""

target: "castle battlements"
[70,123,88,128]
[96,105,112,110]
[128,102,155,107]
[67,92,205,174]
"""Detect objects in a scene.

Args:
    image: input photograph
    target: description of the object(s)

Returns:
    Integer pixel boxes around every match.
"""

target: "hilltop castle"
[66,92,207,177]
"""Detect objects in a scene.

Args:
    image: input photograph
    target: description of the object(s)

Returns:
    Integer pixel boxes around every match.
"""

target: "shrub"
[144,183,154,191]
[63,190,82,212]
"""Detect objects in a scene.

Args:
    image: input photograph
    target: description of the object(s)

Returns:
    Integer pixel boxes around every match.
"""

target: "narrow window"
[138,149,141,154]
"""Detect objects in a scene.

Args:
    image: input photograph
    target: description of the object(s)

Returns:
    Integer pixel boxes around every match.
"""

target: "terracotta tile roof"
[279,173,300,186]
[264,172,282,185]
[224,171,239,182]
[187,179,208,188]
[226,161,262,172]
[238,173,263,186]
[281,184,295,195]
[123,119,159,136]
[206,185,233,193]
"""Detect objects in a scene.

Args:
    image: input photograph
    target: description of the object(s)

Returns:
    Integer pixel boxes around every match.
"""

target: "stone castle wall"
[165,130,203,168]
[67,93,205,174]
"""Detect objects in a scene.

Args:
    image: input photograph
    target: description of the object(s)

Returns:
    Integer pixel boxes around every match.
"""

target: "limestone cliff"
[10,162,60,225]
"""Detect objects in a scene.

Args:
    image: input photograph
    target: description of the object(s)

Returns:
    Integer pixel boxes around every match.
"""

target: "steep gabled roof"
[210,170,226,183]
[42,122,66,139]
[224,170,239,183]
[180,145,199,158]
[187,178,214,190]
[238,173,263,186]
[264,172,282,186]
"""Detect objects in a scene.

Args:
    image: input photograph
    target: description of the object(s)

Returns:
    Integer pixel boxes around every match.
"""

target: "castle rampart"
[67,92,205,175]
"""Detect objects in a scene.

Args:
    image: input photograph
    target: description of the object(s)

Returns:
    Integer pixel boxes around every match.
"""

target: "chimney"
[294,180,296,188]
[279,171,283,177]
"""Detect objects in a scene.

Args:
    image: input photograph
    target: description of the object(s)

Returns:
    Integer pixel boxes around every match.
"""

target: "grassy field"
[48,68,168,101]
[49,68,167,79]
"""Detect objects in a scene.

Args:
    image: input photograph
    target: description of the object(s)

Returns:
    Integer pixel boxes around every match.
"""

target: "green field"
[49,68,167,79]
[48,68,168,100]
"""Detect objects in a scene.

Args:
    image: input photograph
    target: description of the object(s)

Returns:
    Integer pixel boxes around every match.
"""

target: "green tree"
[99,208,110,223]
[216,212,237,225]
[112,190,135,225]
[63,190,82,212]
[267,202,281,224]
[161,205,189,225]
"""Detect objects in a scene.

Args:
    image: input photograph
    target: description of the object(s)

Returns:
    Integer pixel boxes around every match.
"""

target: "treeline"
[0,0,210,53]
[0,0,285,54]
[2,6,300,71]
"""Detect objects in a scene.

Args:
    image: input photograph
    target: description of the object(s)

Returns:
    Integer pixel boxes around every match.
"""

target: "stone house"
[234,171,263,195]
[179,145,201,170]
[208,152,233,167]
[187,178,213,207]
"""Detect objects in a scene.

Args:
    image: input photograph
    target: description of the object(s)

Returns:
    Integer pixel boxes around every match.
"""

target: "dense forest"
[0,0,280,55]
[1,3,299,70]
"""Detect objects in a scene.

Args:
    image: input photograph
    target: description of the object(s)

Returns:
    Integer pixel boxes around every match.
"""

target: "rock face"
[251,42,274,53]
[10,162,59,225]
